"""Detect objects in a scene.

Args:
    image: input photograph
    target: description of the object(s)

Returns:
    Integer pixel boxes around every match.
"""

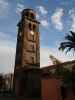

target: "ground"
[0,96,40,100]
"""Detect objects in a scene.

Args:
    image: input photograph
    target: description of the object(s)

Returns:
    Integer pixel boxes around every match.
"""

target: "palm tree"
[59,31,75,94]
[59,31,75,54]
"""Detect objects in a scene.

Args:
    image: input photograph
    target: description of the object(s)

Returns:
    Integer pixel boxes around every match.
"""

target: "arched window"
[31,13,35,19]
[25,12,29,17]
[33,24,36,31]
[29,23,32,30]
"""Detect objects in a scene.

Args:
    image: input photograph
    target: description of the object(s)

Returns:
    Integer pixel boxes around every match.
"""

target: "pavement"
[0,95,40,100]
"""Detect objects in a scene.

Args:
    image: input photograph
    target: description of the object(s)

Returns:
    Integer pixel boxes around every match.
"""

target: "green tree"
[49,54,62,64]
[0,74,3,90]
[55,67,72,88]
[59,31,75,54]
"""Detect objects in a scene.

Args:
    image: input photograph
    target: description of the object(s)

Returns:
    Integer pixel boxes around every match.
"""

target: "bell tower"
[15,9,40,71]
[14,9,40,97]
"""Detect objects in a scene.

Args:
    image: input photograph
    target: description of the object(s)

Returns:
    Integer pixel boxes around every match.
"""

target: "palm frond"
[70,31,75,38]
[65,31,75,42]
[59,31,75,54]
[59,41,75,52]
[65,47,72,54]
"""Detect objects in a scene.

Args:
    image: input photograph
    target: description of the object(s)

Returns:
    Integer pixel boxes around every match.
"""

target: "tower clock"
[15,8,40,70]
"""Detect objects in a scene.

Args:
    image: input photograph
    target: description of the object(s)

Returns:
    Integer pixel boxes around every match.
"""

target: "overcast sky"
[0,0,75,73]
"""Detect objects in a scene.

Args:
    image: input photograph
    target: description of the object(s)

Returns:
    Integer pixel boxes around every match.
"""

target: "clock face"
[30,30,34,35]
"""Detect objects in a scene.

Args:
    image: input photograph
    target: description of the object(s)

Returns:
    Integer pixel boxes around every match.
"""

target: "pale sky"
[0,0,75,73]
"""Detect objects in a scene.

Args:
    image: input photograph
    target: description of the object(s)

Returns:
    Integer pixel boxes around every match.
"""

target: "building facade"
[0,73,13,92]
[41,60,75,100]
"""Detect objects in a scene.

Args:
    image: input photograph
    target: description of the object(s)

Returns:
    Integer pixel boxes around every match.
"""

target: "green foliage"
[55,67,73,88]
[49,54,62,64]
[59,31,75,54]
[58,30,75,88]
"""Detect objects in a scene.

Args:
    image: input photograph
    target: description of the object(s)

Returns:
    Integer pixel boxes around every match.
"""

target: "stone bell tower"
[15,8,40,70]
[14,9,40,97]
